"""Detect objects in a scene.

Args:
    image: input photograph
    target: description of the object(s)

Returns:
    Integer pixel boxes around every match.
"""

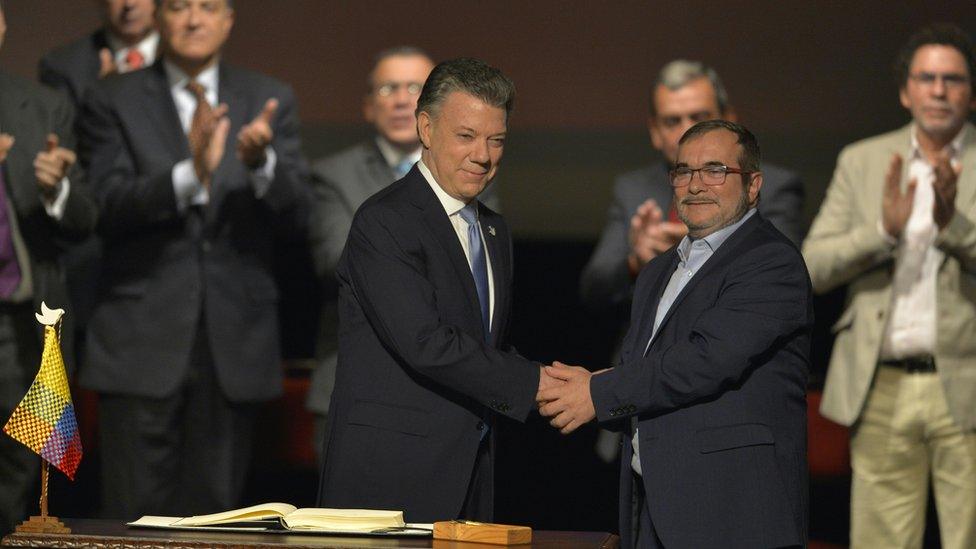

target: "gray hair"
[650,59,730,117]
[416,57,515,119]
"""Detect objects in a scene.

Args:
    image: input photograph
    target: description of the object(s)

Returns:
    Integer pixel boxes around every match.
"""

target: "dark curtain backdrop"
[4,1,974,237]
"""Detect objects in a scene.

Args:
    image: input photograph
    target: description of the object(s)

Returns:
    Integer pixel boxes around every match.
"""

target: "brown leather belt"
[880,355,936,373]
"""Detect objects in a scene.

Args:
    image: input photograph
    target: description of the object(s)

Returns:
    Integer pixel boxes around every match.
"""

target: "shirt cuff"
[42,178,70,220]
[249,147,276,199]
[172,159,209,211]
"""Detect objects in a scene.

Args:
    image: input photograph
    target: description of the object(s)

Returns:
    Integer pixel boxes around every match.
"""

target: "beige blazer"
[803,122,976,431]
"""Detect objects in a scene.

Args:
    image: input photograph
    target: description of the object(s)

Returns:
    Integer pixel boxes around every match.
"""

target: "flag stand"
[14,462,70,533]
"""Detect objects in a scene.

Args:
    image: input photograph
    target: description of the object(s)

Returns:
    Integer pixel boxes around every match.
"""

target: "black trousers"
[97,318,257,520]
[0,303,42,535]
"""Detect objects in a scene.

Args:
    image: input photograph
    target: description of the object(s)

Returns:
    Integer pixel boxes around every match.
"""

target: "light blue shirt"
[632,208,758,476]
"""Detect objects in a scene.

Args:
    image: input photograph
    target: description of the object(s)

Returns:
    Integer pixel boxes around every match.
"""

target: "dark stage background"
[5,1,975,546]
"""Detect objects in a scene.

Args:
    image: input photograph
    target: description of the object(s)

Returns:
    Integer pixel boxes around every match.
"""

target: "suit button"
[476,421,484,431]
[202,240,212,252]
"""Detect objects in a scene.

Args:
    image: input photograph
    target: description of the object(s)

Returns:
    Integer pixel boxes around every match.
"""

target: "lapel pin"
[488,226,496,236]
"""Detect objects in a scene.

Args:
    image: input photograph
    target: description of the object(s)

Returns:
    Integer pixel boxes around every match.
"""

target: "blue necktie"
[395,158,413,178]
[459,203,490,339]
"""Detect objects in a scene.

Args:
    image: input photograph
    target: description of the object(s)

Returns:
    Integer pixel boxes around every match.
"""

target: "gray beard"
[682,191,751,239]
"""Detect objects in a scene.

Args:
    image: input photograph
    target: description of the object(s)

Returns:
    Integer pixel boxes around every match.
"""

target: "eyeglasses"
[375,82,424,97]
[669,165,752,187]
[908,72,970,89]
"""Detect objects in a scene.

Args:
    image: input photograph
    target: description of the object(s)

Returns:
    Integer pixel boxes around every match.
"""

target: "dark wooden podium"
[2,519,619,549]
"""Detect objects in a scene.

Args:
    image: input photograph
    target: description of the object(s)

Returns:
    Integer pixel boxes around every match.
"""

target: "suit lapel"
[209,64,247,215]
[0,74,36,214]
[645,214,763,352]
[480,205,507,346]
[631,250,677,356]
[143,62,189,161]
[953,123,976,210]
[409,170,486,340]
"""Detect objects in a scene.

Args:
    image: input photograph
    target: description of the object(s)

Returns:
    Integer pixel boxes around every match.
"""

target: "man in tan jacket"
[803,23,976,549]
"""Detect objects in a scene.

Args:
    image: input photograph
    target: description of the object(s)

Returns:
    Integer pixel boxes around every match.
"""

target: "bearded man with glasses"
[539,119,812,548]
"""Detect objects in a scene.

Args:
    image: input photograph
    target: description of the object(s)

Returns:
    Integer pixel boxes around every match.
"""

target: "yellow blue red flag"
[3,312,82,480]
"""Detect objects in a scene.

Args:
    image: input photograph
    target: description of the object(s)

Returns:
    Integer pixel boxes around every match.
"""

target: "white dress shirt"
[417,159,495,329]
[164,60,276,212]
[880,125,966,359]
[106,31,159,73]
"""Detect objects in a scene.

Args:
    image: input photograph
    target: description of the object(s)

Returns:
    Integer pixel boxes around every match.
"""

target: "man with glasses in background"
[804,23,976,549]
[305,47,499,460]
[580,60,802,326]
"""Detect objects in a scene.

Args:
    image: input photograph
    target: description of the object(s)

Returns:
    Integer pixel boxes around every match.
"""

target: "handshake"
[534,362,612,435]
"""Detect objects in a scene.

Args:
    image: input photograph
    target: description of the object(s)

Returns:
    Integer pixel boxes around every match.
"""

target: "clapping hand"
[932,151,961,230]
[628,199,687,275]
[237,98,278,169]
[34,134,76,199]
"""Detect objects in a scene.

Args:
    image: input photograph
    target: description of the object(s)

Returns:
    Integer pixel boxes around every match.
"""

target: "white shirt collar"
[375,136,422,169]
[106,30,160,72]
[164,59,220,105]
[418,159,469,217]
[909,123,967,162]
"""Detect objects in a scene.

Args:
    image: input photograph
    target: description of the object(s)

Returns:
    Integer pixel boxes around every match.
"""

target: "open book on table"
[128,502,433,536]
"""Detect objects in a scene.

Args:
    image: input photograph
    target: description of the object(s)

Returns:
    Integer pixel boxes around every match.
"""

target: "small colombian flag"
[3,306,82,480]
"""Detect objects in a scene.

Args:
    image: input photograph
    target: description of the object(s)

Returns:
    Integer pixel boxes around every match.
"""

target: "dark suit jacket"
[306,139,501,415]
[590,213,811,549]
[316,167,538,522]
[580,161,803,319]
[0,70,97,364]
[39,29,110,109]
[39,29,114,332]
[76,60,309,402]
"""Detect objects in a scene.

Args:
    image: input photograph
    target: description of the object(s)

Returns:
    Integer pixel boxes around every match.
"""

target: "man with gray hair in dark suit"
[305,47,499,459]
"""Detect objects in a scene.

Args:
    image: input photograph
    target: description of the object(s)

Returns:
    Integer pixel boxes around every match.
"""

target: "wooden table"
[2,519,619,549]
